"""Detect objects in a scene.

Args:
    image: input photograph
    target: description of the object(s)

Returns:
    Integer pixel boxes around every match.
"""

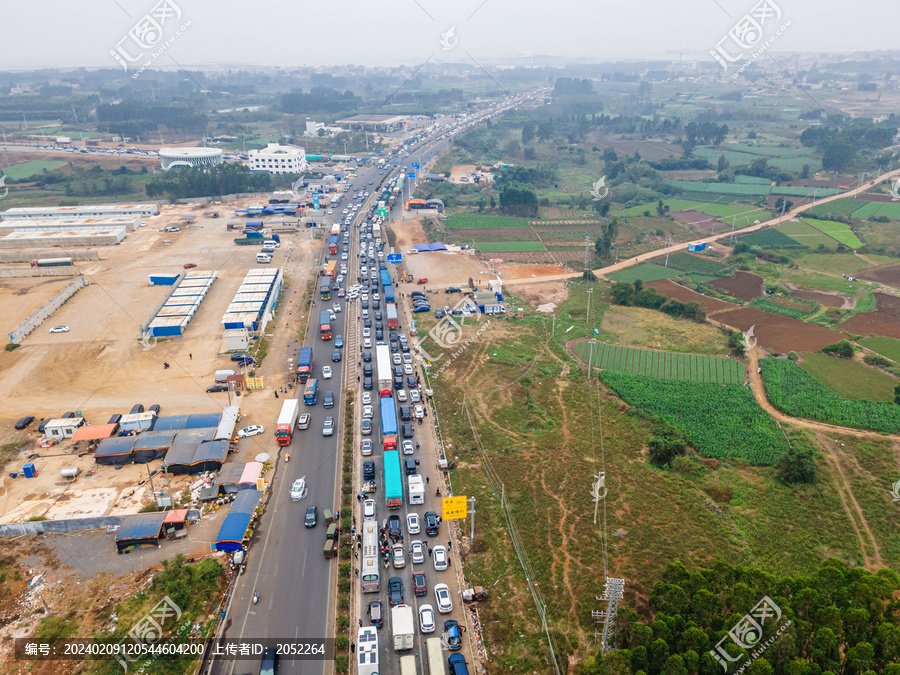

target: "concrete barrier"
[9,276,88,344]
[0,266,79,278]
[0,515,122,536]
[0,250,100,263]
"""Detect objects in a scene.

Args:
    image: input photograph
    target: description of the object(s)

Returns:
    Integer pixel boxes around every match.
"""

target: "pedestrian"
[447,540,451,551]
[355,569,359,578]
[354,550,358,559]
[351,643,356,654]
[189,353,192,360]
[428,547,433,557]
[357,375,361,382]
[357,493,362,503]
[275,391,279,398]
[359,619,363,628]
[426,476,429,485]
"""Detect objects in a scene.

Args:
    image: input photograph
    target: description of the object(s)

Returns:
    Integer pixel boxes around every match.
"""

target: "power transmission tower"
[584,235,592,271]
[593,577,626,654]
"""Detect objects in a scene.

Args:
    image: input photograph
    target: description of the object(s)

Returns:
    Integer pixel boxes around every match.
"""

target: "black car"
[424,511,440,536]
[375,311,383,321]
[361,300,369,309]
[400,342,410,353]
[230,353,252,362]
[364,376,373,390]
[411,292,427,300]
[206,384,228,393]
[406,376,417,388]
[363,351,372,363]
[375,322,383,331]
[324,391,335,408]
[363,364,373,377]
[129,404,143,414]
[373,301,380,310]
[388,515,402,538]
[389,333,398,343]
[368,600,384,628]
[391,342,400,354]
[388,577,403,606]
[376,329,383,340]
[402,423,414,438]
[38,419,52,433]
[62,411,76,419]
[363,460,375,480]
[445,287,462,293]
[444,620,462,650]
[400,405,412,421]
[393,376,403,389]
[448,654,469,675]
[393,366,403,377]
[305,505,318,528]
[332,349,342,362]
[364,319,372,329]
[107,413,122,425]
[14,416,34,430]
[260,647,278,674]
[149,404,161,415]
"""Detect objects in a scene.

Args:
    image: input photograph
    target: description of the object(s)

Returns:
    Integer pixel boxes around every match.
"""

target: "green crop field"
[474,242,545,252]
[734,227,807,249]
[651,252,732,277]
[4,160,67,179]
[669,180,771,197]
[775,221,839,249]
[614,200,760,219]
[605,263,682,283]
[573,341,744,383]
[771,186,842,198]
[750,297,818,320]
[804,199,865,217]
[798,353,898,402]
[851,201,900,220]
[801,219,862,248]
[760,357,900,432]
[861,337,900,363]
[599,371,789,464]
[734,175,775,185]
[445,215,530,229]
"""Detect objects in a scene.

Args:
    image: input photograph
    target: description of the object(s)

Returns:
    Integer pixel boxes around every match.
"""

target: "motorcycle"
[285,454,290,463]
[163,362,170,369]
[252,592,259,605]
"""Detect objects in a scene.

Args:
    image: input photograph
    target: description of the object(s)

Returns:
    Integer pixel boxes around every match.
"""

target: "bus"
[357,627,378,675]
[303,378,318,405]
[426,638,446,675]
[360,521,381,593]
[399,655,417,675]
[324,260,337,277]
[383,450,403,509]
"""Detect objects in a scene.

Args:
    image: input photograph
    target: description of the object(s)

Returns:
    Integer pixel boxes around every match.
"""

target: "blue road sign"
[387,254,402,264]
[407,172,416,179]
[411,162,420,169]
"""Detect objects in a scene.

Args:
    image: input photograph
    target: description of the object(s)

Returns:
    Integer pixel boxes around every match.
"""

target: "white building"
[44,417,85,439]
[159,147,223,171]
[305,120,325,136]
[248,144,308,174]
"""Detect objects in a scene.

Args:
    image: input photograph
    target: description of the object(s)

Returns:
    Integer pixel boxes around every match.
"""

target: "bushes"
[822,339,855,358]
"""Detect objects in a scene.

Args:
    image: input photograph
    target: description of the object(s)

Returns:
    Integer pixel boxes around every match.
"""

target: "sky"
[0,0,896,71]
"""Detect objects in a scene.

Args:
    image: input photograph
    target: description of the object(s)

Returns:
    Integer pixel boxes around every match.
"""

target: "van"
[323,540,335,559]
[326,523,337,540]
[257,253,273,263]
[214,369,235,383]
[263,239,280,248]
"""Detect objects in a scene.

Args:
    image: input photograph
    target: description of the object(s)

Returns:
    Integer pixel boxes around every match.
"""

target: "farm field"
[775,221,839,249]
[714,306,843,352]
[4,159,68,179]
[734,227,806,249]
[790,286,846,308]
[801,219,863,248]
[750,296,818,320]
[857,262,900,286]
[452,228,542,242]
[855,221,900,256]
[614,199,761,219]
[839,291,900,338]
[646,279,739,313]
[861,336,900,362]
[650,252,732,277]
[572,340,744,383]
[445,214,530,229]
[707,271,763,301]
[598,371,789,464]
[799,352,898,402]
[851,200,900,220]
[605,263,681,283]
[760,357,900,432]
[804,199,866,217]
[475,242,545,252]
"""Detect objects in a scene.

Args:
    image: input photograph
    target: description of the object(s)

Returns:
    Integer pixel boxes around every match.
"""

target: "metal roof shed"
[186,414,221,429]
[191,440,229,473]
[95,437,135,465]
[238,462,263,489]
[148,273,181,286]
[152,415,190,431]
[213,490,261,551]
[116,512,168,550]
[221,313,259,330]
[70,423,117,442]
[44,417,84,439]
[163,444,197,474]
[214,462,245,493]
[216,406,239,440]
[174,427,216,444]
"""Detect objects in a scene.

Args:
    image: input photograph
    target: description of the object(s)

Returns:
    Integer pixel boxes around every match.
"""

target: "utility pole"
[584,235,591,271]
[730,216,737,243]
[586,287,593,326]
[468,497,475,542]
[664,236,671,267]
[593,578,626,654]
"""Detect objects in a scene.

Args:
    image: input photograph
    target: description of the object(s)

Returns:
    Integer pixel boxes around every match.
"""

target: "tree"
[477,197,486,213]
[822,137,857,172]
[800,164,810,179]
[822,340,854,359]
[489,196,496,210]
[648,435,687,466]
[498,182,539,217]
[774,197,794,213]
[656,199,670,216]
[776,443,817,484]
[521,123,535,145]
[717,154,729,172]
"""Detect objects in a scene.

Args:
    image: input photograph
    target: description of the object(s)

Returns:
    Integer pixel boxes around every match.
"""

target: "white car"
[434,584,453,614]
[363,499,376,520]
[322,417,335,436]
[419,604,436,633]
[362,309,369,320]
[392,544,406,569]
[360,439,373,456]
[432,545,448,571]
[362,328,371,338]
[363,405,374,419]
[332,303,341,313]
[49,325,70,333]
[322,366,333,379]
[392,353,402,365]
[402,440,415,455]
[237,425,264,438]
[290,478,306,501]
[363,338,372,348]
[404,363,413,375]
[415,405,425,420]
[327,209,333,214]
[402,354,413,364]
[409,389,420,403]
[361,391,372,405]
[396,389,407,402]
[407,513,420,534]
[410,539,425,564]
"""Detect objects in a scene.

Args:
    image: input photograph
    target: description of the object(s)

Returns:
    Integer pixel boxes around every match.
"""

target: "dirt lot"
[787,284,850,308]
[714,306,844,352]
[708,271,764,301]
[670,210,732,235]
[449,164,479,184]
[857,262,900,287]
[505,281,569,308]
[646,279,739,314]
[838,291,900,338]
[0,277,74,337]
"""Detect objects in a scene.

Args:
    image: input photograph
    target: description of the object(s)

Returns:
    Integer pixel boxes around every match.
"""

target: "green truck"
[234,231,265,245]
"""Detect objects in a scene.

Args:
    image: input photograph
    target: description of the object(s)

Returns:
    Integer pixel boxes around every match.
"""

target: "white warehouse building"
[159,147,223,171]
[248,144,308,174]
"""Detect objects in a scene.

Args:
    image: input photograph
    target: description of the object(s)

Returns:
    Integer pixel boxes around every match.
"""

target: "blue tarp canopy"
[191,440,229,472]
[95,437,135,465]
[132,430,177,451]
[413,243,447,252]
[186,413,221,429]
[163,444,196,474]
[115,512,167,550]
[174,427,216,444]
[153,415,190,431]
[214,490,261,551]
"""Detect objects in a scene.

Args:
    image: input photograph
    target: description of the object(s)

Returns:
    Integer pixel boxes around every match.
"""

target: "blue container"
[22,463,36,478]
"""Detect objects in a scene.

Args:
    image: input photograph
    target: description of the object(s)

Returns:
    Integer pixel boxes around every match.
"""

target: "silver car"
[432,545,448,571]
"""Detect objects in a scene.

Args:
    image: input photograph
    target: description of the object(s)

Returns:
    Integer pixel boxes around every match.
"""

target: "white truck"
[408,474,425,505]
[391,604,415,652]
[373,222,381,238]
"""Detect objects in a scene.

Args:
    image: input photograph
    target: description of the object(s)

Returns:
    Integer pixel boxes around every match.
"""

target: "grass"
[851,200,900,220]
[614,199,760,219]
[734,227,807,249]
[3,160,68,180]
[445,214,530,229]
[775,221,839,250]
[605,263,681,283]
[750,296,818,320]
[804,199,866,217]
[801,219,863,248]
[573,341,745,383]
[599,305,733,355]
[651,252,732,277]
[799,353,898,402]
[475,242,546,251]
[860,336,900,363]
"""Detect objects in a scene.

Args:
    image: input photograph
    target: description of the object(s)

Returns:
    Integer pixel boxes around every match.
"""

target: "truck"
[407,474,424,505]
[380,396,398,452]
[379,268,391,289]
[383,284,395,305]
[330,224,341,236]
[275,399,300,446]
[244,221,265,231]
[320,310,333,340]
[391,604,415,652]
[296,347,313,383]
[234,230,265,245]
[329,235,338,255]
[31,258,73,267]
[376,344,393,398]
[386,303,398,330]
[373,222,381,238]
[384,450,403,509]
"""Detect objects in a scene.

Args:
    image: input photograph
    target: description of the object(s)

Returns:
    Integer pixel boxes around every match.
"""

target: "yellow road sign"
[441,496,467,520]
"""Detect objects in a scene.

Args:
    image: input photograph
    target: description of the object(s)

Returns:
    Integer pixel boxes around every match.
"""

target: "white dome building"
[159,147,223,170]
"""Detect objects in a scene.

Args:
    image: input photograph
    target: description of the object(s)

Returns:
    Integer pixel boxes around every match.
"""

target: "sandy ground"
[0,198,321,522]
[449,164,478,184]
[0,277,74,337]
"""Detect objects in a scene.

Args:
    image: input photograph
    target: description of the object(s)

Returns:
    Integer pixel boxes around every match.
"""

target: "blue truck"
[380,397,398,452]
[383,284,395,304]
[379,267,391,289]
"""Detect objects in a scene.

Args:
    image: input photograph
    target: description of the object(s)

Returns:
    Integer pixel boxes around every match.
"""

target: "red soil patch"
[857,263,900,287]
[874,292,900,318]
[708,271,764,301]
[646,279,738,314]
[839,313,900,339]
[715,307,844,352]
[791,288,845,308]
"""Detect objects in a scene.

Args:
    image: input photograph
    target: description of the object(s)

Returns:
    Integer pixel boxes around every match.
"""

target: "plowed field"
[715,307,844,352]
[708,271,764,301]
